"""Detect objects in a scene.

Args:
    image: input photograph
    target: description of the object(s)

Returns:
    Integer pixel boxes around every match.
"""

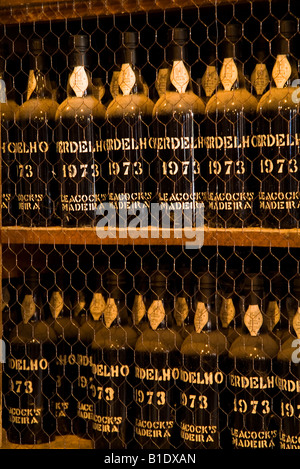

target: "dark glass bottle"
[134,269,183,449]
[4,269,57,444]
[0,44,19,226]
[91,267,137,449]
[228,274,279,449]
[55,34,106,227]
[152,28,206,228]
[45,271,79,436]
[275,276,300,449]
[103,31,154,226]
[16,38,59,227]
[256,19,300,228]
[180,272,228,449]
[205,22,258,228]
[72,269,107,439]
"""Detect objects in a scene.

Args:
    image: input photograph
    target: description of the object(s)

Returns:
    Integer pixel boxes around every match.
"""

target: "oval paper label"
[132,294,146,325]
[170,60,189,94]
[21,294,37,324]
[220,297,235,328]
[69,65,89,97]
[104,298,118,328]
[272,54,292,89]
[244,304,263,336]
[220,58,238,91]
[174,297,189,326]
[148,300,165,330]
[90,292,106,321]
[194,301,209,334]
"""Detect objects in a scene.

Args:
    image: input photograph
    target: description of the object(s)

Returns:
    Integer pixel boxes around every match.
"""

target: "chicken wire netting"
[1,0,300,451]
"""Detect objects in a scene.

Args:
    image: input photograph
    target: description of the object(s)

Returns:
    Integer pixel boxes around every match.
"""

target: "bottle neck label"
[118,63,136,96]
[244,304,263,336]
[50,291,64,319]
[272,54,292,89]
[132,294,146,325]
[170,60,189,94]
[266,300,280,332]
[174,297,189,326]
[147,299,165,330]
[21,294,37,323]
[27,70,37,100]
[69,65,89,97]
[155,68,170,97]
[104,298,118,327]
[251,63,269,95]
[90,292,106,321]
[220,57,238,91]
[293,307,300,338]
[220,297,235,328]
[194,301,209,333]
[202,65,219,97]
[0,79,6,103]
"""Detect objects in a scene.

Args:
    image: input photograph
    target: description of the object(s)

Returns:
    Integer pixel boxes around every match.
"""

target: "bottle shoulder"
[0,100,19,119]
[257,87,299,113]
[135,327,183,353]
[181,330,227,356]
[153,90,205,116]
[92,324,137,350]
[55,95,106,121]
[277,333,299,361]
[10,321,57,343]
[206,89,258,115]
[106,94,154,119]
[18,98,58,121]
[229,332,279,359]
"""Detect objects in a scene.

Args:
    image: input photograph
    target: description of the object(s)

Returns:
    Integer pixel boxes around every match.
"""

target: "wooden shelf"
[0,0,265,24]
[1,226,300,247]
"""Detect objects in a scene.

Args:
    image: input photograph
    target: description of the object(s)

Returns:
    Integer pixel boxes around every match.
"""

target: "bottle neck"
[165,42,193,94]
[21,282,45,323]
[103,295,128,328]
[194,289,217,333]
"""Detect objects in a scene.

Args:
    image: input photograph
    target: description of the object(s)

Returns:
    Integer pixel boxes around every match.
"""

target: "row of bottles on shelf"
[1,19,300,229]
[2,263,300,449]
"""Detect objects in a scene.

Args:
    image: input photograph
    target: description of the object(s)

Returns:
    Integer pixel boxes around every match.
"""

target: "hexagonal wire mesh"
[1,0,300,450]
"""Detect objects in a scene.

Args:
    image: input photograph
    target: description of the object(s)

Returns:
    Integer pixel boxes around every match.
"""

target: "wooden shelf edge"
[1,226,300,247]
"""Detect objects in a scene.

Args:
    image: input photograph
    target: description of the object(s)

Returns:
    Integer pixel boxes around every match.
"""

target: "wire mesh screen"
[1,0,300,451]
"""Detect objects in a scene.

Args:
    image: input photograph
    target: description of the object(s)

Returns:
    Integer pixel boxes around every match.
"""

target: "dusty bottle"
[72,269,107,439]
[180,272,228,449]
[16,38,59,227]
[205,22,258,228]
[256,19,300,228]
[4,269,57,444]
[152,27,206,228]
[250,35,270,100]
[91,267,137,449]
[134,269,183,449]
[46,271,79,435]
[55,34,106,227]
[103,31,154,226]
[228,274,279,449]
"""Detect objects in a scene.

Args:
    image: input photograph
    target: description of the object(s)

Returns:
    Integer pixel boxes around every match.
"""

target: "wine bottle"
[4,269,57,444]
[275,276,300,449]
[103,31,154,226]
[55,34,106,227]
[134,268,183,449]
[152,27,206,228]
[205,22,258,228]
[256,19,300,229]
[46,270,79,436]
[72,269,107,439]
[180,272,228,449]
[0,43,19,226]
[91,267,137,449]
[228,274,279,449]
[16,38,59,227]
